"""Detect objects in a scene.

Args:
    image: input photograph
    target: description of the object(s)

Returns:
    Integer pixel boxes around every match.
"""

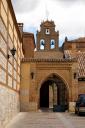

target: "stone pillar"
[69,81,78,112]
[53,83,57,106]
[29,81,38,111]
[69,102,76,112]
[49,86,53,108]
[69,62,78,112]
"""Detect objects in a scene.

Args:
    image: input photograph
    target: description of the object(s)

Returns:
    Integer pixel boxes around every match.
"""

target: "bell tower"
[36,20,59,51]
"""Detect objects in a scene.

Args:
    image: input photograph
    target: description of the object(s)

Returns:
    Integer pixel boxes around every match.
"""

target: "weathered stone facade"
[0,85,20,128]
[21,20,81,112]
[21,59,78,112]
[0,0,23,127]
[63,37,85,95]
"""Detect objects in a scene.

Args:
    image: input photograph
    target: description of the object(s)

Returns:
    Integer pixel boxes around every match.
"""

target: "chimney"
[18,23,23,39]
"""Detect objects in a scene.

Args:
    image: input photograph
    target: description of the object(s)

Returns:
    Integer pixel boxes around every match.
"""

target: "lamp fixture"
[7,47,16,59]
[74,72,77,79]
[31,72,34,79]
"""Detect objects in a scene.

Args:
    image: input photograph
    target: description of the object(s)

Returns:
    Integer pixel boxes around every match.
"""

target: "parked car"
[75,94,85,115]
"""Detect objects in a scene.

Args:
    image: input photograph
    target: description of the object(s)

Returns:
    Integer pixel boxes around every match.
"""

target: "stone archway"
[39,74,69,112]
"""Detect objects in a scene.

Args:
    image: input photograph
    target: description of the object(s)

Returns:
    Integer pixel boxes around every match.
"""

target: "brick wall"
[0,85,20,128]
[23,33,35,58]
[34,51,63,59]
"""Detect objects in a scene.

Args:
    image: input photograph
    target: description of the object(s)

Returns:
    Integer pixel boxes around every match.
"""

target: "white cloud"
[12,0,85,45]
[12,0,40,13]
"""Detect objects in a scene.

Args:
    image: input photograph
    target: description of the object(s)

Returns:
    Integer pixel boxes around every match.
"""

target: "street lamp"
[74,72,77,79]
[7,47,16,59]
[31,72,34,79]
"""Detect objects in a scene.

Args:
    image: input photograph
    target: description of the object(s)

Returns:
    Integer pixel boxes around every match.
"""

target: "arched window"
[50,39,55,49]
[40,39,45,50]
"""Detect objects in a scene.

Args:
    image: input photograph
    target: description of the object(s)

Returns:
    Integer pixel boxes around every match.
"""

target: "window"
[18,66,20,74]
[0,68,6,84]
[0,18,7,40]
[13,80,16,89]
[8,35,13,49]
[14,70,17,80]
[50,39,55,49]
[14,36,17,50]
[0,35,7,54]
[8,62,12,75]
[2,0,8,13]
[9,24,13,40]
[46,28,50,35]
[0,52,7,69]
[14,59,17,70]
[14,26,17,40]
[18,75,20,83]
[18,57,20,66]
[8,75,12,87]
[40,39,45,50]
[1,2,7,27]
[9,10,13,29]
[17,84,20,91]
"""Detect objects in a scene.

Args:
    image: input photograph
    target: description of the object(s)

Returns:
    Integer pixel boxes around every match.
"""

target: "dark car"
[75,94,85,115]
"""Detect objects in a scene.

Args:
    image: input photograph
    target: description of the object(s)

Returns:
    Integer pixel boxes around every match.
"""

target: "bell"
[51,41,54,45]
[41,42,45,46]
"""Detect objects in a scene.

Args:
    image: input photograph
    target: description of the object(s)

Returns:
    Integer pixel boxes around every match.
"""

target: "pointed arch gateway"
[39,73,69,112]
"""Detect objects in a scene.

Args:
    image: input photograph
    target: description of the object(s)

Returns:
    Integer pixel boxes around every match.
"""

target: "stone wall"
[21,60,78,111]
[0,85,20,128]
[20,63,30,112]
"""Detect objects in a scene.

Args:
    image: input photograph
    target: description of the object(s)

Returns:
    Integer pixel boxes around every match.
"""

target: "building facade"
[0,0,85,127]
[0,0,23,127]
[21,20,79,112]
[63,37,85,94]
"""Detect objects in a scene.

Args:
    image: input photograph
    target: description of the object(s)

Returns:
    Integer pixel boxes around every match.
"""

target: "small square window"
[46,29,50,34]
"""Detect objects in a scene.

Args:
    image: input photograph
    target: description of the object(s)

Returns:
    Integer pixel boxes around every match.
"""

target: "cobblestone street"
[6,111,85,128]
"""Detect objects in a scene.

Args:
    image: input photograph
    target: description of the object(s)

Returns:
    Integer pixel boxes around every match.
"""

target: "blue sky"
[12,0,85,46]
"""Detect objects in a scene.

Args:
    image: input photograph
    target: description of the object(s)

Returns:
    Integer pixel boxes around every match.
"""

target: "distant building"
[63,37,85,96]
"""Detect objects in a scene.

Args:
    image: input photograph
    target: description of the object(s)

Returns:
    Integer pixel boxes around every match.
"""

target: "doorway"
[40,81,49,108]
[39,74,68,112]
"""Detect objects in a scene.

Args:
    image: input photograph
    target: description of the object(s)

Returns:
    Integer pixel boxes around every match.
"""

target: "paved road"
[6,111,85,128]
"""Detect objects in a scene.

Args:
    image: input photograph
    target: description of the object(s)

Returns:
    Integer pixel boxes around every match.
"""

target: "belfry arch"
[39,73,69,112]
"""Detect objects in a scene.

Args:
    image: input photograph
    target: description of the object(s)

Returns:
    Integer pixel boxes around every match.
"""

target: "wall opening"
[40,81,49,108]
[39,74,68,112]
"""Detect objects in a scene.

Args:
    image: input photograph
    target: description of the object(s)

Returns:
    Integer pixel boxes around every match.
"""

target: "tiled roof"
[77,52,85,77]
[64,50,85,77]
